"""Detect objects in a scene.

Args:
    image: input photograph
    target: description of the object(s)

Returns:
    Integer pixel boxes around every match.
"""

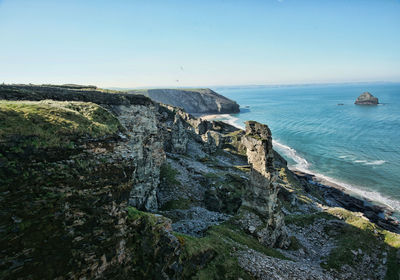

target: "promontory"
[128,88,240,114]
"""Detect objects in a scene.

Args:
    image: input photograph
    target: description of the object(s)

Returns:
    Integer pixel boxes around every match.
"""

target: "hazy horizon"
[107,80,400,91]
[1,0,399,87]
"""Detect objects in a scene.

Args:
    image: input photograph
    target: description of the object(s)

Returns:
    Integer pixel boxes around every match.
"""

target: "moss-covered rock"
[204,173,246,215]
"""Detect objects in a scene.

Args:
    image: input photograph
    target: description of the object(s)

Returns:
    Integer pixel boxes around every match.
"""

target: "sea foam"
[275,142,398,211]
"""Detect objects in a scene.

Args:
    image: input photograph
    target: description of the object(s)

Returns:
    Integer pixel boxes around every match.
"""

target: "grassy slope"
[325,208,400,280]
[0,100,122,149]
[285,208,400,279]
[175,221,287,280]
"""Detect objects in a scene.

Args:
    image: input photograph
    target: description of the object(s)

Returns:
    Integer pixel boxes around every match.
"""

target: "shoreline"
[199,113,400,231]
[292,168,399,232]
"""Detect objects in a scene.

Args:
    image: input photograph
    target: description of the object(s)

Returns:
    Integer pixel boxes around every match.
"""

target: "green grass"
[224,130,243,137]
[277,167,326,205]
[322,224,378,270]
[320,208,400,279]
[127,206,151,220]
[279,167,302,190]
[223,130,247,156]
[198,156,210,163]
[0,100,122,149]
[126,207,285,279]
[284,208,400,279]
[160,163,180,186]
[284,212,336,226]
[160,198,192,211]
[234,165,250,172]
[203,172,220,179]
[209,223,287,259]
[287,236,303,251]
[176,221,287,279]
[385,248,400,280]
[126,206,163,229]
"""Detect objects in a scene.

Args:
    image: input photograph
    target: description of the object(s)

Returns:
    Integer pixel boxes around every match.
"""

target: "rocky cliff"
[237,121,289,248]
[128,88,240,114]
[1,84,399,280]
[0,98,180,279]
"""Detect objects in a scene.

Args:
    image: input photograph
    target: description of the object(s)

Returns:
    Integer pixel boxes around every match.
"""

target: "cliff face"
[129,88,240,114]
[109,104,165,211]
[0,99,180,279]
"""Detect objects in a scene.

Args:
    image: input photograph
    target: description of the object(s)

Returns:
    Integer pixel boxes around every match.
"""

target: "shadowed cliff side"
[0,100,181,279]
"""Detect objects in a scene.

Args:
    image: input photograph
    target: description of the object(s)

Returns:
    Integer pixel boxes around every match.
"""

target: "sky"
[0,0,399,88]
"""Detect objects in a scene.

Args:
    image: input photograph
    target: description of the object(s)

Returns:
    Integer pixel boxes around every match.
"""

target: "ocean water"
[215,83,400,212]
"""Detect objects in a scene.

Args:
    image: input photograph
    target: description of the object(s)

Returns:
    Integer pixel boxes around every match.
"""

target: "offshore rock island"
[355,92,379,105]
[0,84,399,279]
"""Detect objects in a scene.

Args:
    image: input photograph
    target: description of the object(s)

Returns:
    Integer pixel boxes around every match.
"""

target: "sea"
[214,83,400,213]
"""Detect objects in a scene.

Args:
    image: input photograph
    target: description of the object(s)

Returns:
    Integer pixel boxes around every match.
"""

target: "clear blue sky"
[1,0,399,88]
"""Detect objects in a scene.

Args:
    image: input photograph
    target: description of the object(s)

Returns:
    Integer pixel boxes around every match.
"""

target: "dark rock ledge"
[293,170,400,233]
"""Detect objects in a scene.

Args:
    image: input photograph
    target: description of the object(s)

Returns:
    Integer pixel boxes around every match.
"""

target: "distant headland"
[128,88,240,114]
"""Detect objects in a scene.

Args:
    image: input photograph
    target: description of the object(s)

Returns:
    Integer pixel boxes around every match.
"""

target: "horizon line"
[106,80,400,90]
[2,80,400,91]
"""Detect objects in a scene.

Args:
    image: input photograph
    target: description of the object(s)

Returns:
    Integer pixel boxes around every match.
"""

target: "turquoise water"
[216,83,400,212]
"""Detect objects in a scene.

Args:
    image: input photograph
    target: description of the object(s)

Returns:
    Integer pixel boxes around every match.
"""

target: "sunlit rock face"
[112,104,165,211]
[239,121,289,248]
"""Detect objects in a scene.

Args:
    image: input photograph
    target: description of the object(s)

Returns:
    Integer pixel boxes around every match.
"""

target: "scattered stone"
[238,249,335,280]
[166,207,230,236]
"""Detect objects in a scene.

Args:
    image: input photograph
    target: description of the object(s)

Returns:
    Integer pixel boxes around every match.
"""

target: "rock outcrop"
[129,88,240,114]
[110,104,165,211]
[238,121,289,248]
[355,92,379,105]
